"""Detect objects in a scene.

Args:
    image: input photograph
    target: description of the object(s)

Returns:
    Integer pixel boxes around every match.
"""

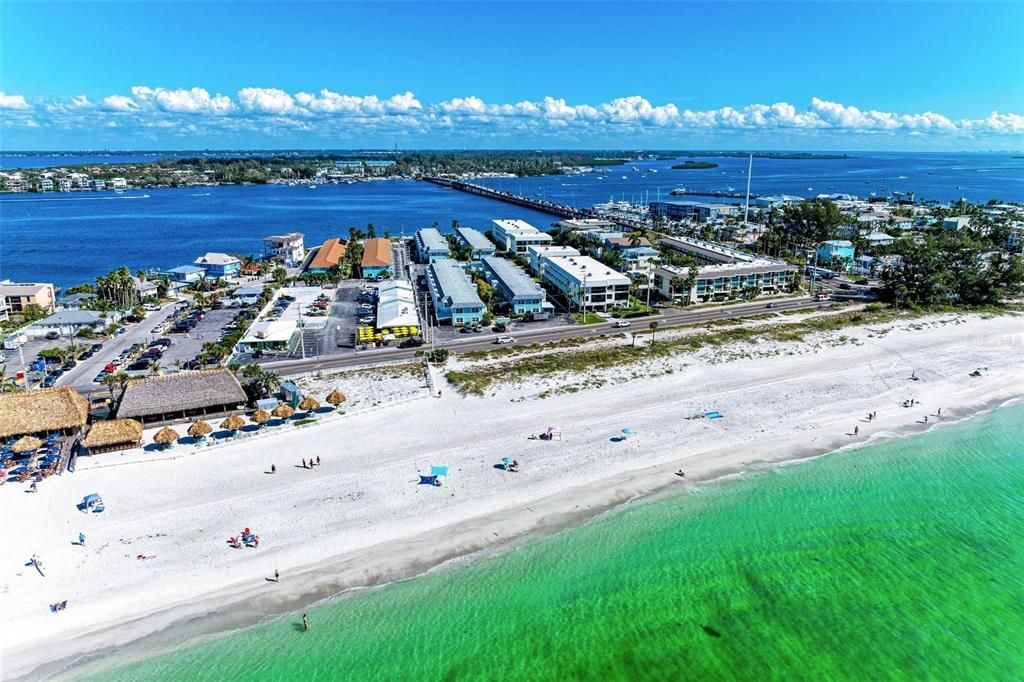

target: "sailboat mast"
[743,153,753,226]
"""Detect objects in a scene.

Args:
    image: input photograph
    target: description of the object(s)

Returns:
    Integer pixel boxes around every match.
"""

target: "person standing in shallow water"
[303,614,309,631]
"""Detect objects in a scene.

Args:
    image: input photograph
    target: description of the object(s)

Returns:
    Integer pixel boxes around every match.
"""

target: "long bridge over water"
[422,176,653,230]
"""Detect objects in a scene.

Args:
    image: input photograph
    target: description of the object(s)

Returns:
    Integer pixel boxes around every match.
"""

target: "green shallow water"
[83,405,1024,681]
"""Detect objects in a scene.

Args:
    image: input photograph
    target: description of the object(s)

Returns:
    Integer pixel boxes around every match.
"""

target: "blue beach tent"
[430,465,449,477]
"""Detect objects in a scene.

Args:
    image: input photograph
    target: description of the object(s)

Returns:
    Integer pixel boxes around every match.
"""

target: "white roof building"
[375,280,419,329]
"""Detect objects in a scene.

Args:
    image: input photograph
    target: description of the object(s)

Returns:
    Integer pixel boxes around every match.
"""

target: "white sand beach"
[1,312,1021,680]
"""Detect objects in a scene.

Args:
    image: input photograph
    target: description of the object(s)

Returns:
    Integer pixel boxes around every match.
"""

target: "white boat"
[670,187,687,195]
[621,175,628,179]
[309,184,317,189]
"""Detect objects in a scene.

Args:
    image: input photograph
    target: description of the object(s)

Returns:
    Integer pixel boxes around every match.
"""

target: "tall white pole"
[743,153,753,227]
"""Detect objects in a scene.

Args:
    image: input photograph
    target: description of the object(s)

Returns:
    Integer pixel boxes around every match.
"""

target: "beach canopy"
[220,414,246,431]
[502,457,513,464]
[271,404,295,419]
[430,465,449,477]
[11,436,43,453]
[153,426,179,445]
[418,475,438,486]
[298,396,320,412]
[621,428,634,435]
[325,389,347,406]
[187,420,213,438]
[251,409,271,424]
[547,426,560,434]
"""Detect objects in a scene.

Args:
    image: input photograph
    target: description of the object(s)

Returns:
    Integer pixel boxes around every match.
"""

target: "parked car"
[90,343,103,352]
[492,323,507,333]
[44,331,60,340]
[62,361,77,370]
[42,376,58,388]
[143,303,160,311]
[838,282,852,290]
[127,360,152,371]
[93,372,108,383]
[399,337,424,348]
[154,338,173,347]
[495,336,516,344]
[612,320,631,328]
[49,368,64,377]
[357,317,374,325]
[104,363,118,373]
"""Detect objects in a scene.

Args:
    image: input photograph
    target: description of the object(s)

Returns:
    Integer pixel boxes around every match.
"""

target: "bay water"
[79,403,1024,681]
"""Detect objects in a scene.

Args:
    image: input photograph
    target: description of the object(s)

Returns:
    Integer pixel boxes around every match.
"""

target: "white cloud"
[102,95,139,111]
[130,86,232,114]
[238,87,296,115]
[0,92,30,110]
[7,88,1023,144]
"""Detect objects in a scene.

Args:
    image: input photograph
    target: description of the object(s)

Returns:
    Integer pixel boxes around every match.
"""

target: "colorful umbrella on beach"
[11,436,43,453]
[220,414,246,431]
[187,420,213,438]
[153,427,179,445]
[325,389,347,407]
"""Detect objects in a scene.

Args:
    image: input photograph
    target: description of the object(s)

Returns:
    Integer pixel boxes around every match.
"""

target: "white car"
[143,303,161,311]
[612,320,631,328]
[495,336,516,344]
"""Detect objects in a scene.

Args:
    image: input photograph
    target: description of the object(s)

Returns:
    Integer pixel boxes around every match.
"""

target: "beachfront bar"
[116,369,249,425]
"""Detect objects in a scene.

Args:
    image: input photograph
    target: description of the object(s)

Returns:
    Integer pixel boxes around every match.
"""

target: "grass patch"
[292,418,317,426]
[445,305,996,395]
[570,312,606,324]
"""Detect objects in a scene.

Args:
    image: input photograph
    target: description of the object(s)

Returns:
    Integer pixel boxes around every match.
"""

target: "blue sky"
[1,1,1021,150]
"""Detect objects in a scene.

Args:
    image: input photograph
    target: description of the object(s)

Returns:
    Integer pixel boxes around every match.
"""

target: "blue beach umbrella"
[621,428,634,436]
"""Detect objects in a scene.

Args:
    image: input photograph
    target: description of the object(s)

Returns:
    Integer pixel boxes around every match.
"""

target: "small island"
[671,161,719,170]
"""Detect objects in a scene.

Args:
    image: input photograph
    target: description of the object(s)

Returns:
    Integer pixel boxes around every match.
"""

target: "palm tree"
[101,372,130,402]
[669,276,686,303]
[149,361,162,376]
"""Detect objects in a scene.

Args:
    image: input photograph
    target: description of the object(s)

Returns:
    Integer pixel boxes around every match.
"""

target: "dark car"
[154,337,173,347]
[855,278,870,285]
[838,282,852,290]
[49,368,64,377]
[44,331,60,340]
[493,324,507,333]
[399,337,424,348]
[42,376,58,388]
[62,361,77,370]
[78,352,91,361]
[127,360,152,371]
[90,343,103,352]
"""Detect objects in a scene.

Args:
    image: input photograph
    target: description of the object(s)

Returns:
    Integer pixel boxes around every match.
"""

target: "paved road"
[264,296,839,376]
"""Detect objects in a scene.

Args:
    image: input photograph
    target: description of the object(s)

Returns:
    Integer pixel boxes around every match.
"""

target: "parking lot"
[158,307,242,369]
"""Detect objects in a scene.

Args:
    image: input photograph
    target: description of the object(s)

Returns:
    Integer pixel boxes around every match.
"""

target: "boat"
[670,187,687,195]
[806,187,813,191]
[621,176,628,179]
[726,186,736,192]
[308,184,317,189]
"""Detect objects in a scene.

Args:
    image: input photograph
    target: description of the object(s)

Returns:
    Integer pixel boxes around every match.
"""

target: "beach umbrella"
[621,428,634,438]
[11,436,44,453]
[251,409,271,426]
[153,427,180,445]
[271,405,295,419]
[325,389,347,407]
[298,396,320,412]
[187,420,213,438]
[220,414,246,431]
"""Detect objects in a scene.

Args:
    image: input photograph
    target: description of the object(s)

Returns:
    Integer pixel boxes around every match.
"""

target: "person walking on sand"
[303,614,309,631]
[78,532,86,547]
[271,464,276,474]
[924,415,928,423]
[316,455,320,466]
[937,408,942,417]
[274,569,280,582]
[854,426,859,436]
[302,458,307,469]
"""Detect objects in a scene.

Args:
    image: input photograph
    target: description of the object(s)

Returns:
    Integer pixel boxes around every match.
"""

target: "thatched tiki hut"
[251,409,271,427]
[116,370,248,426]
[0,387,89,440]
[220,414,246,432]
[298,396,320,413]
[271,405,295,420]
[82,420,144,454]
[11,436,44,453]
[187,420,214,439]
[153,426,180,447]
[325,389,346,408]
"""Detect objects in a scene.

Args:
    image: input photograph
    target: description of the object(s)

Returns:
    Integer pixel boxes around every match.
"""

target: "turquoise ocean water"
[81,404,1024,681]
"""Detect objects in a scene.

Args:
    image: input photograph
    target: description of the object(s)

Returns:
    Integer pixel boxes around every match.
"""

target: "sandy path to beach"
[1,313,1021,680]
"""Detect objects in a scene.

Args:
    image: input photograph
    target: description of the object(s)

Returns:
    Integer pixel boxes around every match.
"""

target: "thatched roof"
[251,409,271,424]
[117,370,247,419]
[298,396,320,411]
[0,387,89,439]
[12,436,43,453]
[220,414,246,430]
[153,426,180,444]
[187,420,213,437]
[326,389,347,406]
[271,405,295,418]
[83,420,144,448]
